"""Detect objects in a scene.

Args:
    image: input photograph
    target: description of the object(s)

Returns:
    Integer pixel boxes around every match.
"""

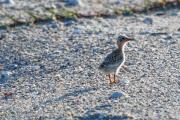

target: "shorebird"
[99,35,134,84]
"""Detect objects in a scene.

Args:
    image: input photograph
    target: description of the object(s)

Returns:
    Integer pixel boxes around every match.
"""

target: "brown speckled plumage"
[99,49,124,74]
[99,35,134,84]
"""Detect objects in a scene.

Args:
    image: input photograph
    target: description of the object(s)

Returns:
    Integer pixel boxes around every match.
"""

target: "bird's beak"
[126,38,134,41]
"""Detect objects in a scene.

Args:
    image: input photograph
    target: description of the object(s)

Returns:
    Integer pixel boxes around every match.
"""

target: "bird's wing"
[100,49,123,67]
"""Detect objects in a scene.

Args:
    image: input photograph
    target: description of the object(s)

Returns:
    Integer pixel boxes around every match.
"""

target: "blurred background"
[0,0,180,28]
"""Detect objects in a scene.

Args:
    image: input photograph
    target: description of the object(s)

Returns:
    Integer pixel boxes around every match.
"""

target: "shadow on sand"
[77,112,130,120]
[42,87,97,105]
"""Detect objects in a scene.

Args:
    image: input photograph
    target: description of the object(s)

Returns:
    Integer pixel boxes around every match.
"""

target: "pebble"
[3,92,13,100]
[72,28,82,34]
[64,20,76,26]
[143,18,153,25]
[163,35,173,40]
[155,11,166,16]
[177,28,180,32]
[6,64,18,70]
[54,2,62,9]
[0,71,11,84]
[120,79,130,85]
[109,92,123,99]
[0,34,5,40]
[170,11,177,16]
[64,0,84,6]
[0,0,14,6]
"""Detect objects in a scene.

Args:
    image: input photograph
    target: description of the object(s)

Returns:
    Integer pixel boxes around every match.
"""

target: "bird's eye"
[118,36,126,41]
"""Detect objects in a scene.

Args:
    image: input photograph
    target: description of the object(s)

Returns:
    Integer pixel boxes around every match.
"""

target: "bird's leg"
[112,74,117,83]
[107,74,113,84]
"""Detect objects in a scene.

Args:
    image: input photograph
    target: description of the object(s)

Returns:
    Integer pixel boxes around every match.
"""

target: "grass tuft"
[122,7,133,16]
[58,8,78,19]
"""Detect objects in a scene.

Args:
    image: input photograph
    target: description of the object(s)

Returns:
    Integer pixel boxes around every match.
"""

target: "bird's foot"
[109,79,117,85]
[113,79,117,83]
[107,74,118,85]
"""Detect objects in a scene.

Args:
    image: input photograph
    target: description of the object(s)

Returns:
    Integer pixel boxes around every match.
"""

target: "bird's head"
[117,35,134,48]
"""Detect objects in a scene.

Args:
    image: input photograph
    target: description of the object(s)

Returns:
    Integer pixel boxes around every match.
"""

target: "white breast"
[115,59,125,75]
[115,44,126,75]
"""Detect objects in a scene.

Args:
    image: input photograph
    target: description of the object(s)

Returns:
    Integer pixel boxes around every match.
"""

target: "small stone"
[64,0,84,6]
[163,35,172,40]
[0,64,3,70]
[54,2,62,9]
[143,18,153,25]
[109,92,123,99]
[0,71,11,84]
[176,89,180,93]
[155,11,165,16]
[78,66,83,72]
[0,34,5,40]
[177,28,180,32]
[170,12,177,16]
[72,29,81,34]
[64,20,75,26]
[6,64,18,70]
[48,23,60,29]
[3,92,13,100]
[139,31,150,35]
[120,79,130,85]
[114,1,121,4]
[0,0,15,6]
[4,92,12,96]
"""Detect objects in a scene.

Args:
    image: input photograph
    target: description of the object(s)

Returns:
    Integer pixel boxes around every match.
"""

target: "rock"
[139,31,151,35]
[109,92,123,99]
[163,35,172,40]
[0,64,3,70]
[72,28,82,34]
[54,2,62,9]
[64,20,76,26]
[6,64,18,70]
[0,34,5,40]
[150,32,167,36]
[177,28,180,32]
[155,11,165,16]
[170,11,177,16]
[64,0,84,6]
[114,1,121,5]
[3,92,13,100]
[0,0,15,6]
[0,71,11,84]
[143,18,153,25]
[120,79,130,85]
[3,92,11,96]
[92,47,100,55]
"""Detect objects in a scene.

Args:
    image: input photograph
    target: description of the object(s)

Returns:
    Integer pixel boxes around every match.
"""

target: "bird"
[99,35,134,84]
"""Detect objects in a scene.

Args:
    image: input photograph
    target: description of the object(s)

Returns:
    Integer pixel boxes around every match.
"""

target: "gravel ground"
[0,8,180,120]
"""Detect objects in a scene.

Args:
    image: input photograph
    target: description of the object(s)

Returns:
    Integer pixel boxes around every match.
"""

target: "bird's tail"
[98,64,104,70]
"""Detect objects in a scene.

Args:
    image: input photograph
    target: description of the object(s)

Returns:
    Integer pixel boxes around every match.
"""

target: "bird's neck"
[118,43,127,59]
[118,42,127,52]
